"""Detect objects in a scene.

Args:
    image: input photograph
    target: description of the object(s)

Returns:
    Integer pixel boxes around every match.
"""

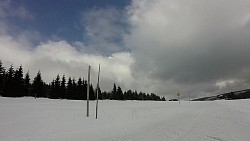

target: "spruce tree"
[66,77,73,99]
[138,91,143,100]
[72,78,77,99]
[61,75,66,99]
[101,91,107,100]
[24,71,31,96]
[133,91,138,100]
[123,91,128,100]
[142,93,147,100]
[43,82,50,98]
[96,86,101,100]
[89,84,95,100]
[31,71,44,98]
[49,79,56,98]
[54,74,61,99]
[83,80,87,100]
[77,77,83,100]
[14,65,24,97]
[0,61,5,95]
[111,83,117,100]
[126,90,133,100]
[146,94,150,100]
[3,65,15,97]
[161,97,166,101]
[117,86,124,100]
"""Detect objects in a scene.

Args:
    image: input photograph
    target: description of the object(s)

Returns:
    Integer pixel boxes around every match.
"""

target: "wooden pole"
[96,64,101,119]
[87,66,91,117]
[189,91,190,103]
[177,90,180,105]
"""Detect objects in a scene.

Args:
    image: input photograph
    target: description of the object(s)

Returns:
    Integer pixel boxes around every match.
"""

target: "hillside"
[192,89,250,101]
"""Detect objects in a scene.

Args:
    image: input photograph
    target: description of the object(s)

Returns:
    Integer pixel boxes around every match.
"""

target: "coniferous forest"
[0,61,166,101]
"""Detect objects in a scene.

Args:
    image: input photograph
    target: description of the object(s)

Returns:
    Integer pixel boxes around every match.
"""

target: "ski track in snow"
[0,97,250,141]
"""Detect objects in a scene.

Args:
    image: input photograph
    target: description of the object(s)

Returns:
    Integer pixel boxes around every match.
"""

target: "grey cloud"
[124,0,250,97]
[81,7,129,55]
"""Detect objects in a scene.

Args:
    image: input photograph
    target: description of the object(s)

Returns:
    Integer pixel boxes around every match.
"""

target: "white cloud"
[0,35,31,65]
[0,36,135,91]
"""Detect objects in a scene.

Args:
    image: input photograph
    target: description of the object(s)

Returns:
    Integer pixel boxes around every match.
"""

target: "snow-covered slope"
[0,97,250,141]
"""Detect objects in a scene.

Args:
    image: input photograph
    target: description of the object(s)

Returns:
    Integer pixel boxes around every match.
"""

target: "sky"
[1,0,250,99]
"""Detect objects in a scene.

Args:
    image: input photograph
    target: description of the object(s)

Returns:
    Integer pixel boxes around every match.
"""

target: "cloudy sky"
[1,0,250,99]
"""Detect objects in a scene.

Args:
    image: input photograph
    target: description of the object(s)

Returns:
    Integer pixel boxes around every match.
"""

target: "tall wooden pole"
[87,66,91,117]
[96,64,101,119]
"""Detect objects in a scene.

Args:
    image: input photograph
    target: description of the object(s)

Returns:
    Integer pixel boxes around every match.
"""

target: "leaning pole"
[87,66,91,117]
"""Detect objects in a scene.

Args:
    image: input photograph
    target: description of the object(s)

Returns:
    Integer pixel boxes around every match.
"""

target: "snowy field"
[0,97,250,141]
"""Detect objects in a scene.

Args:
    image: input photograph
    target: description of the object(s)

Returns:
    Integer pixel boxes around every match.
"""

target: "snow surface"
[0,97,250,141]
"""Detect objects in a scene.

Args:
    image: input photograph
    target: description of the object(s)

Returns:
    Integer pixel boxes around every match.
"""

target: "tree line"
[0,61,166,101]
[105,83,166,101]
